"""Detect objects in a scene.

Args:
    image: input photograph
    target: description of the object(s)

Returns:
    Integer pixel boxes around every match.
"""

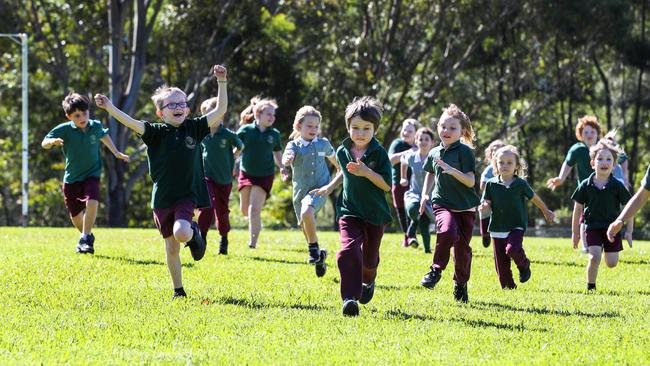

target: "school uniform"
[284,137,335,223]
[45,120,108,216]
[565,142,593,185]
[401,150,433,252]
[197,126,243,237]
[336,137,392,301]
[236,123,282,196]
[388,138,413,237]
[140,116,210,238]
[482,176,535,289]
[423,140,480,285]
[571,173,632,252]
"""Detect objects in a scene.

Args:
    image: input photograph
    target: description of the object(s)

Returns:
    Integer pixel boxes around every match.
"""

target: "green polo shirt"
[237,123,282,177]
[642,166,650,191]
[388,138,413,185]
[140,116,210,209]
[336,137,392,225]
[482,176,535,232]
[565,142,593,184]
[424,140,480,210]
[202,126,243,184]
[45,120,108,183]
[571,173,632,229]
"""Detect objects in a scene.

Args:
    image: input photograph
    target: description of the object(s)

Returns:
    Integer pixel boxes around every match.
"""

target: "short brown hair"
[344,96,383,129]
[415,127,435,142]
[62,92,90,115]
[438,103,475,148]
[575,115,601,141]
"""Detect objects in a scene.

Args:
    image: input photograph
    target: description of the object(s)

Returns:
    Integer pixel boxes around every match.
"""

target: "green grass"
[1,227,649,365]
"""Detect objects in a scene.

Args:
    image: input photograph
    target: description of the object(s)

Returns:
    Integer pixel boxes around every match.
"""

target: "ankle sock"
[308,243,320,257]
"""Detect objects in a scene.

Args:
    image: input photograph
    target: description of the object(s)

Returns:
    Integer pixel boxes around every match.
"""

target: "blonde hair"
[438,103,475,148]
[200,97,218,115]
[402,118,421,130]
[239,96,278,125]
[484,139,506,163]
[575,115,601,141]
[289,105,322,140]
[151,85,186,111]
[492,145,527,178]
[344,96,383,129]
[589,139,622,163]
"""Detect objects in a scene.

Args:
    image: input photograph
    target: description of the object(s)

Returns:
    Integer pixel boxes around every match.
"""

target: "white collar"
[297,136,318,147]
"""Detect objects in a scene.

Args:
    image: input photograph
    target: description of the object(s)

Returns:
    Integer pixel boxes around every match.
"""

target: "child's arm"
[274,150,290,181]
[419,171,435,214]
[326,154,339,171]
[571,202,583,249]
[546,162,572,190]
[400,161,409,187]
[100,135,130,162]
[94,94,145,135]
[389,150,411,165]
[435,159,475,188]
[41,137,64,149]
[281,143,295,167]
[346,159,390,191]
[530,193,555,224]
[310,170,342,197]
[607,188,650,241]
[204,65,228,128]
[624,219,634,248]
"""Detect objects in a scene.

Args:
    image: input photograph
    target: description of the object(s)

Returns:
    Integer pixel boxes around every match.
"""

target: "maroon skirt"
[238,171,274,197]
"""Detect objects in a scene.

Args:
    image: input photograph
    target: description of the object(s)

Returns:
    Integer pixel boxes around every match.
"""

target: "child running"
[399,127,436,253]
[571,140,633,291]
[480,145,554,289]
[607,164,650,241]
[388,119,419,247]
[281,106,339,277]
[42,92,129,254]
[94,64,228,298]
[478,139,506,248]
[197,97,243,255]
[603,129,631,189]
[237,97,287,249]
[312,96,391,316]
[419,104,480,303]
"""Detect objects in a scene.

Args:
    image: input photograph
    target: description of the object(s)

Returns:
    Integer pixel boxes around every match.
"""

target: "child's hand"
[571,231,580,249]
[310,186,330,197]
[346,158,370,177]
[212,65,227,81]
[419,195,430,215]
[479,200,491,214]
[624,231,633,248]
[280,166,290,182]
[546,177,562,191]
[94,94,112,110]
[51,138,64,147]
[543,209,555,224]
[607,219,623,242]
[115,152,130,163]
[435,159,454,174]
[399,178,409,187]
[282,151,295,166]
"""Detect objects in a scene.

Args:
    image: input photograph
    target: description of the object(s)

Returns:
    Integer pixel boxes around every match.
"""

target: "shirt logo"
[89,135,97,144]
[367,161,376,169]
[185,136,197,150]
[220,139,227,148]
[267,136,274,144]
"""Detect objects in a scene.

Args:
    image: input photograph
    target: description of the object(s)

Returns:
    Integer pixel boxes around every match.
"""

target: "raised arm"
[94,94,145,135]
[205,65,228,128]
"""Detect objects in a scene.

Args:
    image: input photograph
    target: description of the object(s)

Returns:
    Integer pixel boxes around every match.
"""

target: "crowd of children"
[42,66,649,316]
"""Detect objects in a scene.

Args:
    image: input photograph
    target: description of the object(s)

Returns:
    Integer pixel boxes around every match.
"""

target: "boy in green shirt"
[42,92,129,254]
[94,65,228,299]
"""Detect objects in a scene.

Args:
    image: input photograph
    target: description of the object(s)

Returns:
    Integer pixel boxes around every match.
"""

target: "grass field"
[1,227,649,364]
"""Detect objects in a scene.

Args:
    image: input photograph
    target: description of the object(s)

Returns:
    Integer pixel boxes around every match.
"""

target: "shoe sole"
[342,300,359,317]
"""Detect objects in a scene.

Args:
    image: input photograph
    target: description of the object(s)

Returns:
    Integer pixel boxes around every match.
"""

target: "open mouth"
[173,112,184,118]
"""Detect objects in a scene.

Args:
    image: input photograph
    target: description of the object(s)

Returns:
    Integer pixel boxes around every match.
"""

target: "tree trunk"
[630,0,646,187]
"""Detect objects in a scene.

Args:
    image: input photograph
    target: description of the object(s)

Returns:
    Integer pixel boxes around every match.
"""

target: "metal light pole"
[0,33,29,227]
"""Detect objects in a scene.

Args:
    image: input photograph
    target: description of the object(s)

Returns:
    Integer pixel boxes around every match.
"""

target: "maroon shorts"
[585,229,623,253]
[62,177,101,217]
[152,199,195,238]
[238,171,274,197]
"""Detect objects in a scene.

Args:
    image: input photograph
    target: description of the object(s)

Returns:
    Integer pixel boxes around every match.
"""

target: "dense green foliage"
[1,228,649,364]
[1,1,650,230]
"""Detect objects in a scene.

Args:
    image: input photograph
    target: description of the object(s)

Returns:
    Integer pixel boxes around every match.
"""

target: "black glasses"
[162,102,187,110]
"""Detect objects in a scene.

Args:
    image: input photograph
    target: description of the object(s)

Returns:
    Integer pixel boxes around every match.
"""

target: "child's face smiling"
[401,124,416,144]
[438,115,462,146]
[67,110,90,129]
[592,149,614,177]
[581,125,598,146]
[257,106,276,128]
[158,91,189,125]
[300,115,320,141]
[348,116,374,148]
[415,133,432,150]
[496,151,517,178]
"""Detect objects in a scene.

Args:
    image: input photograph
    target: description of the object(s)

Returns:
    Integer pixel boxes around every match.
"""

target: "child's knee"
[300,208,314,222]
[86,199,99,208]
[173,220,193,242]
[588,253,602,265]
[604,254,619,268]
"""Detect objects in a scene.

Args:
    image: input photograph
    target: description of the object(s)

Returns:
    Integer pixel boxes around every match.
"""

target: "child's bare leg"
[164,236,182,289]
[82,199,99,235]
[70,212,83,233]
[248,186,266,246]
[580,223,587,251]
[173,219,193,243]
[239,186,251,217]
[301,206,318,244]
[586,246,602,284]
[604,252,619,268]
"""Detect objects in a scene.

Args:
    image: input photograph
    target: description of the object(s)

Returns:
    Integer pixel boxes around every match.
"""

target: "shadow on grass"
[376,283,426,291]
[248,256,307,265]
[620,259,650,265]
[94,254,194,268]
[529,259,582,268]
[537,288,650,297]
[201,295,326,311]
[471,300,620,318]
[385,309,545,332]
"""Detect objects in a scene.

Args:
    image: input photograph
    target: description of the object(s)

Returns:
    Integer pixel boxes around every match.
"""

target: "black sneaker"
[219,236,228,255]
[342,299,359,317]
[75,236,94,254]
[185,222,206,261]
[172,287,187,299]
[518,265,531,283]
[308,249,320,264]
[453,282,468,303]
[482,236,491,248]
[314,249,328,277]
[587,283,596,291]
[420,266,442,289]
[359,282,375,304]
